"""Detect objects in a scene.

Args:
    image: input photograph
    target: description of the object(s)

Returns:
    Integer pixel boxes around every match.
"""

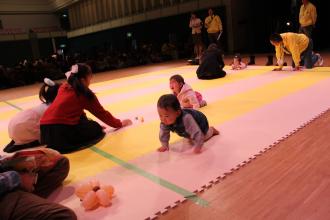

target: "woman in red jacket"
[40,63,132,153]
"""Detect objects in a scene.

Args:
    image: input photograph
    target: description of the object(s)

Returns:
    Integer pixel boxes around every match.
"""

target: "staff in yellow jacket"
[269,32,322,71]
[299,0,317,38]
[204,8,223,46]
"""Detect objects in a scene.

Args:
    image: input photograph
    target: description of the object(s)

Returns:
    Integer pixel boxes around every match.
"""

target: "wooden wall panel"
[145,0,152,10]
[68,7,76,29]
[137,0,144,13]
[111,0,117,19]
[116,0,123,18]
[91,0,97,24]
[130,0,137,14]
[67,0,211,30]
[95,0,102,22]
[153,0,161,9]
[81,1,89,27]
[122,0,130,16]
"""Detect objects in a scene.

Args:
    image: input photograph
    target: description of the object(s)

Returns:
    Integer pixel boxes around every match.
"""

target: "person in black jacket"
[196,43,226,79]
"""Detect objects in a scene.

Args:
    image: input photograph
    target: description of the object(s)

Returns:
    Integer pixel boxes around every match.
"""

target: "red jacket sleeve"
[85,96,122,128]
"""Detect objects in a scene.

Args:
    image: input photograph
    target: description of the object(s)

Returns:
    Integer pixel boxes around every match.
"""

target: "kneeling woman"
[196,43,226,79]
[40,63,132,153]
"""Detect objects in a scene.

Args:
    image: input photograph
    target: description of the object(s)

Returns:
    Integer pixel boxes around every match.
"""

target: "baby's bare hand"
[157,146,169,152]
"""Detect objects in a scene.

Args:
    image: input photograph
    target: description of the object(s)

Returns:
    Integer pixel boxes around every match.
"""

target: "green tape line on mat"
[90,146,209,207]
[3,101,22,111]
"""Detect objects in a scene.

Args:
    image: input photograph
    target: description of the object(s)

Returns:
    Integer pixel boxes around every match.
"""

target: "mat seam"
[146,107,330,220]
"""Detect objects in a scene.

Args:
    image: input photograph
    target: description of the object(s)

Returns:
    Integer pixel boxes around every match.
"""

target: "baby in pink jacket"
[169,74,206,109]
[231,54,247,70]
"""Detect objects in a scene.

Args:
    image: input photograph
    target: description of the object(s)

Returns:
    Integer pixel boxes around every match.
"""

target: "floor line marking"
[90,146,209,207]
[2,101,22,111]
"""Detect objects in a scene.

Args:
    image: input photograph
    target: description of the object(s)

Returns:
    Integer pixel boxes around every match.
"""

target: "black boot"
[248,55,255,65]
[266,55,273,66]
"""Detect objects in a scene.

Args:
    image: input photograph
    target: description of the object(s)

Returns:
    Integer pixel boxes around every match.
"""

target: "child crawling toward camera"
[157,94,219,154]
[169,74,207,109]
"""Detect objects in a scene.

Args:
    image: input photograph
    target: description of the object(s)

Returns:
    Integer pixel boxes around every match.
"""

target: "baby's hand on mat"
[122,119,132,127]
[157,146,169,152]
[272,67,282,71]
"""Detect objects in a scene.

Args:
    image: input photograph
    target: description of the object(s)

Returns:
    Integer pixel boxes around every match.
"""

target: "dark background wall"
[0,41,31,66]
[67,0,330,56]
[68,6,226,57]
[1,0,329,66]
[0,37,67,66]
[247,0,329,52]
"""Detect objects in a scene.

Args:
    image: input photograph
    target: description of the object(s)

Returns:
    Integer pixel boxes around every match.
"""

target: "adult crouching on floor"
[196,43,226,80]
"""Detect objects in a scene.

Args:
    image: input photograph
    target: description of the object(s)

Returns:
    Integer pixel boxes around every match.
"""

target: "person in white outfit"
[4,78,60,153]
[189,12,204,59]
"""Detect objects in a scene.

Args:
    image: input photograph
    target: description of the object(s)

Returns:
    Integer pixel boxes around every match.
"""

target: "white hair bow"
[65,64,79,79]
[44,78,55,86]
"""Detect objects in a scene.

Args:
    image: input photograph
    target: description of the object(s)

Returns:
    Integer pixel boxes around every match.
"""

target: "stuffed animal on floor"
[75,180,114,210]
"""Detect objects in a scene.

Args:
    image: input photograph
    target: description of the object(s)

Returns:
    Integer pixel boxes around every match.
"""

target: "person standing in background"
[189,12,204,59]
[204,8,223,47]
[299,0,317,38]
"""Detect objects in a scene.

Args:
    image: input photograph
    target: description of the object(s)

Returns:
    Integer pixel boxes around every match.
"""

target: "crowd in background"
[0,42,183,90]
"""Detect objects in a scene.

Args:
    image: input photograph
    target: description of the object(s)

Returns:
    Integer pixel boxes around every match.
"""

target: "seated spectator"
[0,148,76,220]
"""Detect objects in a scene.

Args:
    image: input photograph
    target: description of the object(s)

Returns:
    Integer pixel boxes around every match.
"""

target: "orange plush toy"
[75,180,114,210]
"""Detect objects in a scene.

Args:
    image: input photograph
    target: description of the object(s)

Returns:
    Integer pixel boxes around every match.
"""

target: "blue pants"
[299,25,314,38]
[301,39,318,69]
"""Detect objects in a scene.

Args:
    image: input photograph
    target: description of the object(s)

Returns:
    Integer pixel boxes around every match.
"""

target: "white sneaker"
[318,54,324,66]
[314,53,324,67]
